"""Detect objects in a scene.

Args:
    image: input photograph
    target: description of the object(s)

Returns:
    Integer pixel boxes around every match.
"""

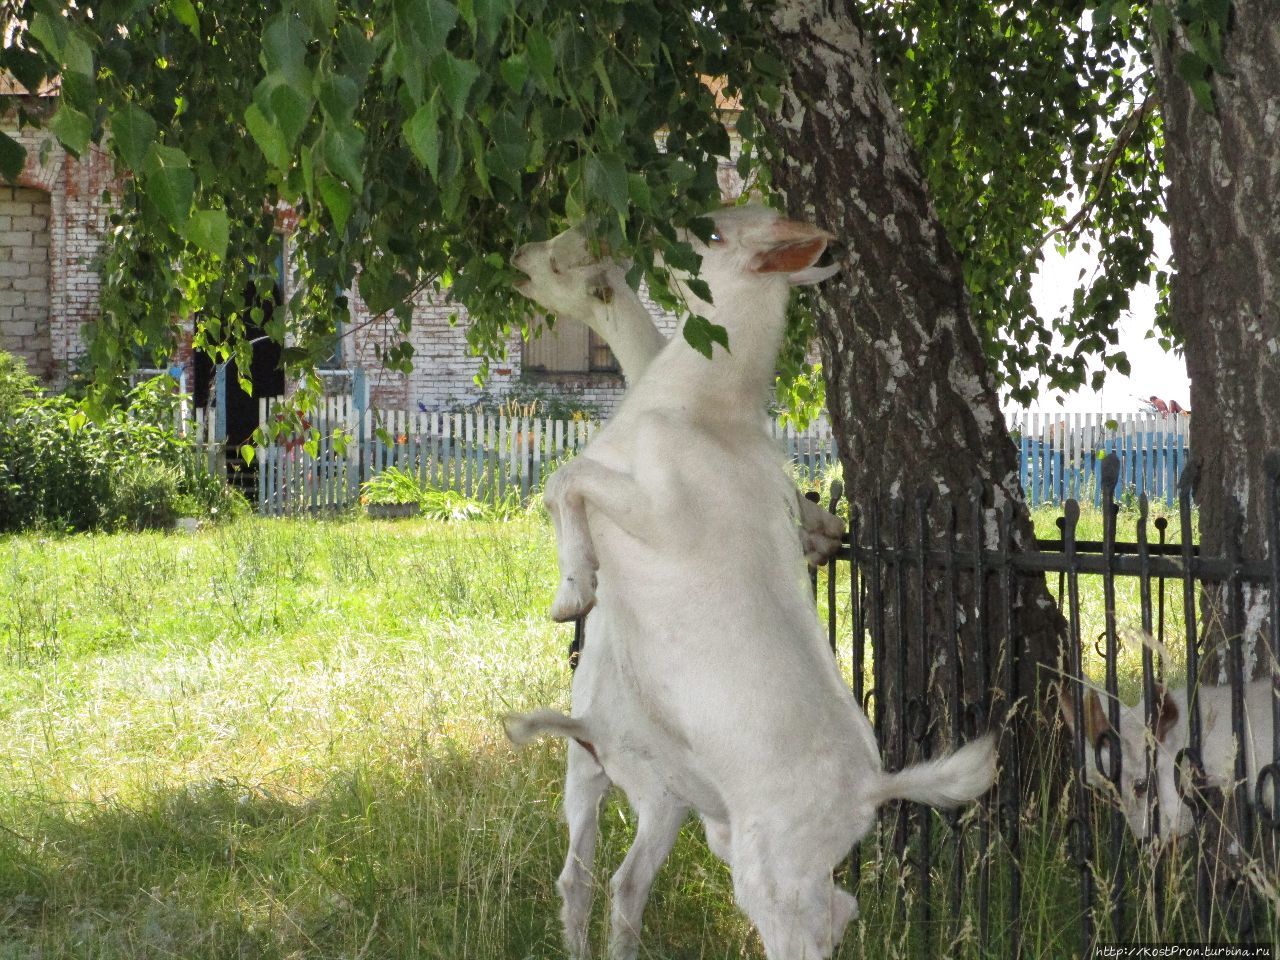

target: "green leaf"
[337,21,376,79]
[432,52,482,116]
[499,52,528,91]
[489,109,527,188]
[299,0,337,34]
[685,277,713,303]
[526,29,555,89]
[28,11,68,60]
[240,443,256,466]
[245,102,291,170]
[682,314,730,359]
[1189,78,1215,114]
[110,104,157,171]
[470,0,511,44]
[269,79,313,146]
[318,175,354,232]
[62,32,95,80]
[398,0,459,59]
[464,121,490,194]
[627,173,651,209]
[388,39,425,104]
[403,94,442,179]
[49,104,92,155]
[263,15,311,90]
[182,208,229,259]
[169,0,201,38]
[142,143,195,228]
[586,154,628,215]
[318,74,360,124]
[322,123,365,190]
[0,131,27,183]
[1175,50,1208,85]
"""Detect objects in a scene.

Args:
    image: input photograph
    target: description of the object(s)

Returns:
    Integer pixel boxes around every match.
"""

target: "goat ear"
[1154,684,1179,742]
[751,237,828,276]
[788,262,841,286]
[1083,689,1111,745]
[1062,684,1111,746]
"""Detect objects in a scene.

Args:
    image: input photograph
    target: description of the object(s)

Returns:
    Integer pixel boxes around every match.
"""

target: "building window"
[524,315,619,375]
[319,313,346,370]
[588,330,619,373]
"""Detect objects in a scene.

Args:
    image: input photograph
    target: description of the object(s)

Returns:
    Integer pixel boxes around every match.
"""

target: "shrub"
[0,352,38,420]
[359,465,519,522]
[110,461,185,530]
[0,352,245,533]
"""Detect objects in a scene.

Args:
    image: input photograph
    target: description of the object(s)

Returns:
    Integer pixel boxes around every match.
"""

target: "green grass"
[0,517,757,958]
[1029,501,1197,701]
[0,509,1272,958]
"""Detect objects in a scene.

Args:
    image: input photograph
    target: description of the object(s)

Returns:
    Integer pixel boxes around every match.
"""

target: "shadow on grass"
[0,739,757,960]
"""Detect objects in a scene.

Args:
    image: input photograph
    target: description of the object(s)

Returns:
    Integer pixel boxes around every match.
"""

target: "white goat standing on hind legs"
[505,205,997,960]
[511,222,845,621]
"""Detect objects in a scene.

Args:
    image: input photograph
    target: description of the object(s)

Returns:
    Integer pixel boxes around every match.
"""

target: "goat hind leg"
[732,844,854,960]
[796,492,845,567]
[558,741,611,959]
[607,796,686,960]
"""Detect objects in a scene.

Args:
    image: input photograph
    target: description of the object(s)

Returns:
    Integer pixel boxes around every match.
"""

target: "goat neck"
[583,287,667,381]
[662,278,791,411]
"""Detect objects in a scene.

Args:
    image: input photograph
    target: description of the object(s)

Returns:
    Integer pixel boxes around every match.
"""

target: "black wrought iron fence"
[564,454,1278,954]
[832,453,1279,956]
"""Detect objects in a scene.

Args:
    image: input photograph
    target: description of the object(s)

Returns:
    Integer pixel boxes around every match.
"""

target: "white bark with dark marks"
[1153,9,1280,680]
[759,0,1066,754]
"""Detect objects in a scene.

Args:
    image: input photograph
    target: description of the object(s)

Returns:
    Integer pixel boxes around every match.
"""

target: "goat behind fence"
[817,453,1279,954]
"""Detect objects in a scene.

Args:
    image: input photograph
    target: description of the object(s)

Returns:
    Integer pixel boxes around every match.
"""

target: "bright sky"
[1019,219,1190,414]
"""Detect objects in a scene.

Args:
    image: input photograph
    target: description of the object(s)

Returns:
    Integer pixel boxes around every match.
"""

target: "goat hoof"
[550,577,598,623]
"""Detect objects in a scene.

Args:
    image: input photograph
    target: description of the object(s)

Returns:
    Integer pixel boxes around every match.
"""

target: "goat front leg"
[796,492,845,567]
[543,457,652,622]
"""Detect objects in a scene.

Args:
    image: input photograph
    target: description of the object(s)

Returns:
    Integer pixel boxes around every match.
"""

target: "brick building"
[1,82,114,386]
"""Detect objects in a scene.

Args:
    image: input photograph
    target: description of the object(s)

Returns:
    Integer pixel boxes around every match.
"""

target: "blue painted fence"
[1011,411,1191,507]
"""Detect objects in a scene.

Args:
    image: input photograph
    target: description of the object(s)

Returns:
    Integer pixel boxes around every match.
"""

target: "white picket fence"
[251,401,837,516]
[168,390,1187,515]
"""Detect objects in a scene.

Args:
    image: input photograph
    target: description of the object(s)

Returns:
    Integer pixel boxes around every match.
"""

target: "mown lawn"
[0,506,1267,958]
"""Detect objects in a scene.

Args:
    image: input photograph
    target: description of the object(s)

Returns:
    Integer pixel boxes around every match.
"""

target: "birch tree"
[1151,1,1279,682]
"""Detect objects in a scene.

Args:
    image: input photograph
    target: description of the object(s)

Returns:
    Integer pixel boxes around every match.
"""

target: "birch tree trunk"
[1152,10,1280,683]
[758,1,1066,764]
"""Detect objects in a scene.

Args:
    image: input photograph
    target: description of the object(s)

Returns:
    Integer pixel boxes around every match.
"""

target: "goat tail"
[504,708,592,747]
[872,734,997,809]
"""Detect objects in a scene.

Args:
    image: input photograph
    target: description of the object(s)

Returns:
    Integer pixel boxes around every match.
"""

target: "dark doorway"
[192,280,285,451]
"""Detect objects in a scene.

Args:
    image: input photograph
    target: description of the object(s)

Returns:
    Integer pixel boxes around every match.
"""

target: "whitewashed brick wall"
[0,122,113,386]
[0,185,53,376]
[344,276,683,417]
